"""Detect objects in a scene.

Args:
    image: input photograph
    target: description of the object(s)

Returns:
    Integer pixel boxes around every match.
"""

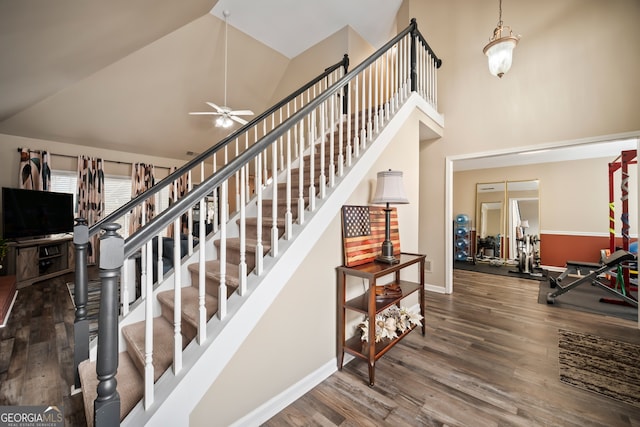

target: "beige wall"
[454,157,638,238]
[269,25,376,115]
[190,108,424,427]
[412,0,640,288]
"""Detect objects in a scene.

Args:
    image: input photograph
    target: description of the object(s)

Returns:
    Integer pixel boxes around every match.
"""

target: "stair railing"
[78,18,441,426]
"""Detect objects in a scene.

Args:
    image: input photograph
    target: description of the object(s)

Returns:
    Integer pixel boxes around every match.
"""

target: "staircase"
[73,19,443,426]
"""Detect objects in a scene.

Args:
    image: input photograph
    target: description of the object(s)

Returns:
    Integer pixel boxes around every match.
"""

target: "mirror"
[506,180,540,261]
[475,182,505,260]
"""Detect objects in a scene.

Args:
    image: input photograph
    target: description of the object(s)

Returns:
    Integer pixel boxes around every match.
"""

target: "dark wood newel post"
[94,223,123,427]
[73,218,90,390]
[410,18,418,93]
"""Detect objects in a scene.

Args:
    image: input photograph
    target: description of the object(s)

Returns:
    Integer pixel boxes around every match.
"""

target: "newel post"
[410,18,418,93]
[94,223,123,427]
[73,218,90,390]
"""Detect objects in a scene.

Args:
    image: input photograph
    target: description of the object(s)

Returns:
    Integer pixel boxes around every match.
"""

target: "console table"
[337,253,426,386]
[5,236,74,288]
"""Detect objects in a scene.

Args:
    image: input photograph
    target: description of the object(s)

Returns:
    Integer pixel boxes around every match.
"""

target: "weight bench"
[546,249,638,307]
[549,260,603,288]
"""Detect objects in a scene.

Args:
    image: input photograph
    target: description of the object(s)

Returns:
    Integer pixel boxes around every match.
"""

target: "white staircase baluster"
[212,154,219,233]
[238,166,247,295]
[367,66,373,142]
[285,127,292,240]
[353,76,359,158]
[255,151,264,275]
[198,163,207,344]
[329,84,335,188]
[297,119,305,224]
[370,59,380,133]
[344,80,351,169]
[385,50,391,121]
[319,102,327,199]
[235,138,240,212]
[271,138,279,257]
[172,218,182,375]
[186,171,193,253]
[144,230,154,409]
[218,181,227,320]
[308,109,316,212]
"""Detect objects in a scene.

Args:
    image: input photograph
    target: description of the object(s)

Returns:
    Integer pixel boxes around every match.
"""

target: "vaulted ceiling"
[0,0,402,161]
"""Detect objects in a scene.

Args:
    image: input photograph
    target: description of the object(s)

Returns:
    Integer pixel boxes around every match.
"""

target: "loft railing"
[75,18,441,426]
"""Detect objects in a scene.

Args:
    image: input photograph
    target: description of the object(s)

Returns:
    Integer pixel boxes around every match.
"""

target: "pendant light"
[483,0,520,78]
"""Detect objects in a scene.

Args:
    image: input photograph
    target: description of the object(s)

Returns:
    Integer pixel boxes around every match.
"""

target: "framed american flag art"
[341,205,400,267]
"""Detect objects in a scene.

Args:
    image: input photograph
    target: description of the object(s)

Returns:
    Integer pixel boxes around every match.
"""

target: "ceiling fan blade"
[229,109,254,116]
[189,112,222,115]
[230,115,248,125]
[205,102,225,112]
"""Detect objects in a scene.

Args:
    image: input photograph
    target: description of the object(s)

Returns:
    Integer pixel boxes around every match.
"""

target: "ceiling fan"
[189,10,254,128]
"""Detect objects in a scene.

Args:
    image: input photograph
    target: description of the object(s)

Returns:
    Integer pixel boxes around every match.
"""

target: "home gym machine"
[546,249,637,306]
[547,149,638,307]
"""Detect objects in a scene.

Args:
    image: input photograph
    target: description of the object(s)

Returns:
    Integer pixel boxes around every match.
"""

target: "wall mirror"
[506,180,540,260]
[475,182,505,259]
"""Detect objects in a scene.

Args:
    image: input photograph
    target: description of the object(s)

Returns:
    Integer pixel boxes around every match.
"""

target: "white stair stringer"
[122,93,443,426]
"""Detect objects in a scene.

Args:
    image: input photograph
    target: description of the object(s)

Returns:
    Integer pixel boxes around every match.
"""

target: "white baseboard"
[0,290,17,328]
[230,359,338,427]
[425,283,446,294]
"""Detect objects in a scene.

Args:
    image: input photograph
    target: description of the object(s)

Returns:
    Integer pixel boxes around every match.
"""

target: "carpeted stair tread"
[79,352,143,427]
[187,260,241,288]
[122,317,187,382]
[214,237,271,253]
[243,216,286,228]
[157,287,219,332]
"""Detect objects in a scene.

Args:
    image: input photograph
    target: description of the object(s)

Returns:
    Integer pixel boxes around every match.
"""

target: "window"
[51,170,170,237]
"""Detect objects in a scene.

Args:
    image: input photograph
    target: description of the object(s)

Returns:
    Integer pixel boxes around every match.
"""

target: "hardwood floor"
[264,270,640,427]
[0,271,86,426]
[1,269,639,426]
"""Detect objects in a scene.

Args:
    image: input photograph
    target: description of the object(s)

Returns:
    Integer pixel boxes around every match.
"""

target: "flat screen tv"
[2,187,74,240]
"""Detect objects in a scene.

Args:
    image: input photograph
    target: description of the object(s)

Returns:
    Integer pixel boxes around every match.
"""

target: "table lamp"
[371,170,409,264]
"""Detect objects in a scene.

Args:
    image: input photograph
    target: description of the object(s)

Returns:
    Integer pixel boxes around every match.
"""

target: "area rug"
[558,329,640,408]
[67,280,103,338]
[454,260,548,281]
[539,278,638,322]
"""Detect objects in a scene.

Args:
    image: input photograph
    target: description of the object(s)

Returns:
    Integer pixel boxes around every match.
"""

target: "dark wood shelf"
[337,252,426,386]
[344,280,421,313]
[344,324,418,361]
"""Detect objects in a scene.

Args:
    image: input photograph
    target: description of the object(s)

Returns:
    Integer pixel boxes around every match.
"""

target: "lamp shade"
[484,37,517,78]
[371,170,409,204]
[520,219,529,228]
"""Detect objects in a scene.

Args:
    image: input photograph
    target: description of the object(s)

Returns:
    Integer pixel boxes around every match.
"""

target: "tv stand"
[5,235,74,288]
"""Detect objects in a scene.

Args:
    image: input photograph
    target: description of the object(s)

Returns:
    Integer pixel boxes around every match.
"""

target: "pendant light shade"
[483,0,520,78]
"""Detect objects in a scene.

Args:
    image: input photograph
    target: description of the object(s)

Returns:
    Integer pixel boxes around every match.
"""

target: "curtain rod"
[17,148,171,171]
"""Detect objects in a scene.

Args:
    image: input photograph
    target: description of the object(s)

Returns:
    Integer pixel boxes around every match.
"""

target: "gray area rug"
[67,280,103,338]
[539,277,637,322]
[558,329,640,408]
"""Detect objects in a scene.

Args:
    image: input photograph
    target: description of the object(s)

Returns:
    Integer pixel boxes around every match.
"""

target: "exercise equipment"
[605,150,638,304]
[516,234,540,275]
[546,250,638,307]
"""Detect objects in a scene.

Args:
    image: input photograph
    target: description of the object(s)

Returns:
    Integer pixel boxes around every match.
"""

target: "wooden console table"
[337,253,426,386]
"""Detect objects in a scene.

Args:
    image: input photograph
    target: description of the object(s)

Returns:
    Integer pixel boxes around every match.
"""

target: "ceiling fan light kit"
[189,10,254,127]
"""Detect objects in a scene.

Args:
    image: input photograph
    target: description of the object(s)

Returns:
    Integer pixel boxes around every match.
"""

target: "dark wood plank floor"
[264,270,640,427]
[2,269,639,426]
[0,271,86,426]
